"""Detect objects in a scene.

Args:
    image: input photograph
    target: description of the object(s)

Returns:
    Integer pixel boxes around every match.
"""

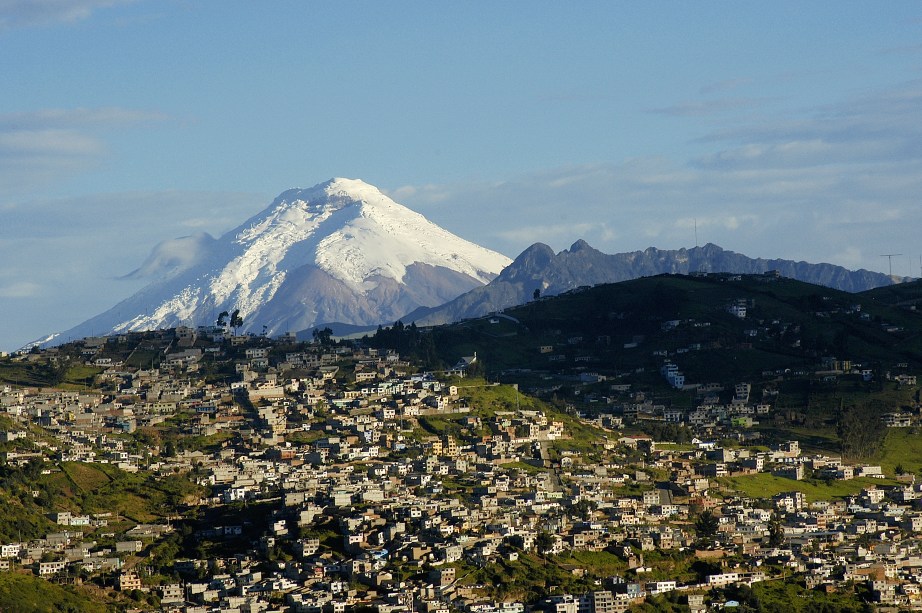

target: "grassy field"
[877,428,922,475]
[755,423,922,478]
[455,379,545,416]
[34,462,203,524]
[755,424,841,455]
[555,550,628,576]
[0,572,112,613]
[656,442,697,452]
[60,364,103,389]
[0,359,51,387]
[719,473,893,502]
[63,462,113,491]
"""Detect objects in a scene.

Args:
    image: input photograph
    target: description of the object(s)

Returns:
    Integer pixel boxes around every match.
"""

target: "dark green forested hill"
[405,273,922,380]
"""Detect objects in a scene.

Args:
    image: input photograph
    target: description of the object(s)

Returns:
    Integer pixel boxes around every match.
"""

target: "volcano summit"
[49,178,511,344]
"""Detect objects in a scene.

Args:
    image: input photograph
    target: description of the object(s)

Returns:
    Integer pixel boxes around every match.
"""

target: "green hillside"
[419,273,922,381]
[359,273,922,455]
[0,572,112,613]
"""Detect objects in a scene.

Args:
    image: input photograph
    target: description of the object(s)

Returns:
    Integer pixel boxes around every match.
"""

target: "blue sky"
[2,1,922,351]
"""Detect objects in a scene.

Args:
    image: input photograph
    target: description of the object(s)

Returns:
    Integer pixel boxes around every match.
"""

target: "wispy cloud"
[0,128,102,157]
[0,0,135,30]
[0,107,167,129]
[396,79,922,276]
[0,189,264,349]
[880,42,922,55]
[0,281,41,298]
[121,232,217,280]
[649,97,769,117]
[385,183,451,205]
[699,78,752,95]
[0,106,167,195]
[692,81,922,170]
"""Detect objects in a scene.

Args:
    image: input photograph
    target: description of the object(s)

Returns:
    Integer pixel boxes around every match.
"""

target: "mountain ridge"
[408,241,909,327]
[33,178,913,349]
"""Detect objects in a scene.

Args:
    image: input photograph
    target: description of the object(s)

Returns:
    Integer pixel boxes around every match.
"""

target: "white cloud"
[386,183,451,205]
[0,0,134,30]
[649,97,770,117]
[122,232,216,280]
[497,222,601,247]
[0,128,103,157]
[0,107,167,197]
[699,78,753,95]
[831,246,865,269]
[0,189,264,351]
[0,107,167,129]
[0,281,41,298]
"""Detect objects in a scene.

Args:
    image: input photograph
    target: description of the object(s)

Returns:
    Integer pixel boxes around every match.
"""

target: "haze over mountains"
[39,178,909,348]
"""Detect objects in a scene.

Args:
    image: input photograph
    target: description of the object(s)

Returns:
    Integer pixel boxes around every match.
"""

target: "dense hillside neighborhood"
[1,274,922,611]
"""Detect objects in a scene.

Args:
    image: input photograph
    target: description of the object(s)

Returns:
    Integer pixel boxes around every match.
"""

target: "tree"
[695,510,720,541]
[230,309,243,335]
[46,356,70,386]
[216,311,229,328]
[837,401,886,460]
[533,288,541,300]
[572,499,597,520]
[312,327,333,346]
[767,515,785,547]
[535,531,555,556]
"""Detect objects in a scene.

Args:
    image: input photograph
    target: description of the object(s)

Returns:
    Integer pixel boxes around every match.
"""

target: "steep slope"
[411,241,907,326]
[48,179,511,344]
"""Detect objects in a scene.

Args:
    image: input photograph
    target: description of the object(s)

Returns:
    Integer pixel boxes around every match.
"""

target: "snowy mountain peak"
[231,178,508,287]
[322,177,387,200]
[264,178,388,213]
[48,178,512,344]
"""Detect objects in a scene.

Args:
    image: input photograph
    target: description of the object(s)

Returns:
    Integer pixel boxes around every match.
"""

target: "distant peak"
[265,178,391,215]
[518,242,555,258]
[569,239,594,253]
[297,177,383,201]
[323,177,375,192]
[508,243,555,269]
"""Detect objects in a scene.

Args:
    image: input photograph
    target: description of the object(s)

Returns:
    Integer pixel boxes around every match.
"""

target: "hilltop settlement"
[2,273,922,612]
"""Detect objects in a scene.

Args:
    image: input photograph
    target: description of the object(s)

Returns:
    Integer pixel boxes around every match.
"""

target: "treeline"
[638,422,694,444]
[366,321,441,367]
[836,400,888,461]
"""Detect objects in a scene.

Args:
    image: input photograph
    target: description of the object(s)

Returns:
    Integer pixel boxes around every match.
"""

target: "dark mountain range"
[409,241,909,326]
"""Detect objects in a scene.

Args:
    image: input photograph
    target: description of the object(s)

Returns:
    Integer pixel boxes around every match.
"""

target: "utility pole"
[880,254,903,278]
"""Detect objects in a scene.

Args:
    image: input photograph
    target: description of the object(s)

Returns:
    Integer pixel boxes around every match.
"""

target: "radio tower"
[880,253,903,278]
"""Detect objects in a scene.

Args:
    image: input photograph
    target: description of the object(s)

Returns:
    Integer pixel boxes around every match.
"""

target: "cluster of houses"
[0,323,920,611]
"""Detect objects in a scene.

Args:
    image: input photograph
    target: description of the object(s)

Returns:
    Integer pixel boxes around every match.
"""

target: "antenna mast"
[880,253,903,278]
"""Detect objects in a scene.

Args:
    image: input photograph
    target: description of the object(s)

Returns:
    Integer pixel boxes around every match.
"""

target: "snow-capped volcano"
[51,178,511,343]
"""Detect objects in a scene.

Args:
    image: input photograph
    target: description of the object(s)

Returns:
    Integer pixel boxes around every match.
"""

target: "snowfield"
[47,178,511,344]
